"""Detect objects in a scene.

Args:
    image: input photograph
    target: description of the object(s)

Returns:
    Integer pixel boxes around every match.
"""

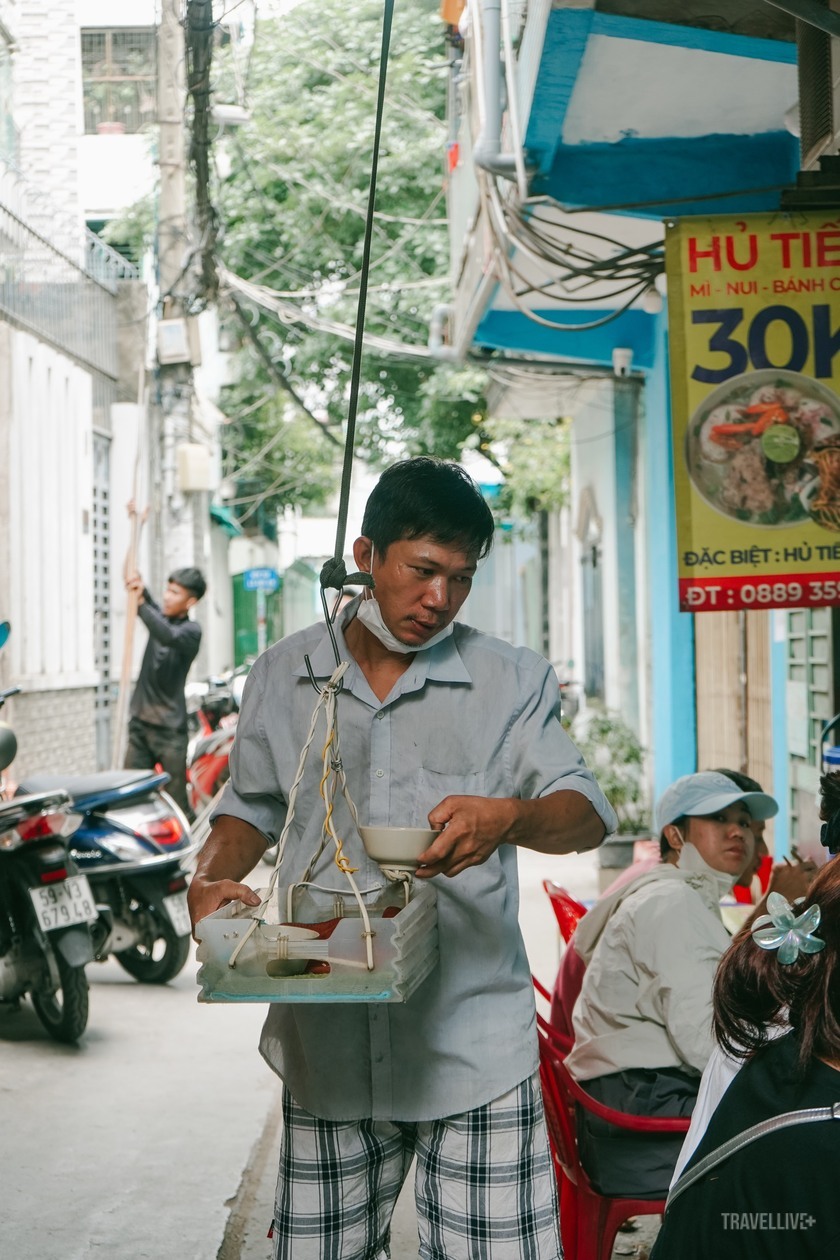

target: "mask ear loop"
[361,545,376,598]
[667,825,685,860]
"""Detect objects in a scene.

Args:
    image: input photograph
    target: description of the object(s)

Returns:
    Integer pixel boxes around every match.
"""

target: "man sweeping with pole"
[121,524,206,818]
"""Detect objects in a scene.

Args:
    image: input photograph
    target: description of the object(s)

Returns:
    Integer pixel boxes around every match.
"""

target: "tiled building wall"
[12,0,83,258]
[6,686,97,780]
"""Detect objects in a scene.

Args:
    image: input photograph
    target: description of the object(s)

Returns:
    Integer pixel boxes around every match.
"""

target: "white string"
[228,660,376,971]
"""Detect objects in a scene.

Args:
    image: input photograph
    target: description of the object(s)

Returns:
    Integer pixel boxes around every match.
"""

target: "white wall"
[7,329,96,687]
[228,534,279,578]
[12,0,83,256]
[206,522,235,674]
[108,402,151,685]
[77,0,156,25]
[79,133,156,218]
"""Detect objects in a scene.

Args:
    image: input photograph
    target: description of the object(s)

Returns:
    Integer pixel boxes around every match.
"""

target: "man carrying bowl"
[188,457,616,1260]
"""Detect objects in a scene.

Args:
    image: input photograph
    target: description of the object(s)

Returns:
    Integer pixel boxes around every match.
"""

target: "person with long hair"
[652,804,840,1257]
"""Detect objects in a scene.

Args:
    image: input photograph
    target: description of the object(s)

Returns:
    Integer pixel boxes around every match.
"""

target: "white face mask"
[676,835,736,899]
[355,596,454,654]
[355,544,455,655]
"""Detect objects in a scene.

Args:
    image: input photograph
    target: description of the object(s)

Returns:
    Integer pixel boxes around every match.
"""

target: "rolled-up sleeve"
[507,660,618,835]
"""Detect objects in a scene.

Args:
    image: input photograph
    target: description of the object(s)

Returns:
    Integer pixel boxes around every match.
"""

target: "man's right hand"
[187,875,262,937]
[187,815,270,938]
[125,573,145,604]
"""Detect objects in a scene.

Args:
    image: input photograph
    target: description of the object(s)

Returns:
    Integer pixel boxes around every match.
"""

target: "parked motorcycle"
[186,666,248,817]
[186,675,239,816]
[0,624,97,1043]
[17,768,197,985]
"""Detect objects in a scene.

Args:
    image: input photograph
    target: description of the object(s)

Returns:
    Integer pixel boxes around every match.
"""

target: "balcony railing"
[0,201,137,378]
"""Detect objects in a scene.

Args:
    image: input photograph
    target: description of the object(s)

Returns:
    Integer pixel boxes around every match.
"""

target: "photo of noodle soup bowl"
[685,369,840,529]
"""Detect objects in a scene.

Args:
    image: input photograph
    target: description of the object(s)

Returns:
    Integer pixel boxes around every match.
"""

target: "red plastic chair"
[733,852,773,904]
[542,882,588,1039]
[535,1001,690,1260]
[543,880,587,942]
[551,942,585,1041]
[533,975,573,1052]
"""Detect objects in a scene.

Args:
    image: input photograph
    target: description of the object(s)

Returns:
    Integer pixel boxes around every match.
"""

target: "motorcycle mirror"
[0,721,17,771]
[0,621,9,650]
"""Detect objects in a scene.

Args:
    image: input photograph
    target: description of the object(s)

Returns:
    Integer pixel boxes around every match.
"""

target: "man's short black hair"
[712,767,763,794]
[169,567,206,600]
[361,458,495,560]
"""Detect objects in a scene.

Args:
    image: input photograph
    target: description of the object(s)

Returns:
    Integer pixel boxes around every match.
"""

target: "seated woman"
[565,771,777,1198]
[652,847,840,1259]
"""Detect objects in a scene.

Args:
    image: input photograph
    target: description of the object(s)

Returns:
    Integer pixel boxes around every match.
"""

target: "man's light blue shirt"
[217,603,617,1120]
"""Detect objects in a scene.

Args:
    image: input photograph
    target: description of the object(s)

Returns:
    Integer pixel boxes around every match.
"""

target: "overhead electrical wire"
[477,173,663,332]
[222,265,432,359]
[457,0,666,339]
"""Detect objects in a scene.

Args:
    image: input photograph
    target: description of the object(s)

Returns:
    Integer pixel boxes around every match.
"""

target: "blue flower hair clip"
[751,892,825,965]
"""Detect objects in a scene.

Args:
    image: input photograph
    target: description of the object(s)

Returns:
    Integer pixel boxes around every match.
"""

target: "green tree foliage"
[215,0,484,523]
[480,415,571,518]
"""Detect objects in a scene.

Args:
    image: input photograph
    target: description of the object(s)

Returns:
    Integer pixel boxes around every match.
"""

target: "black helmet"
[0,722,17,772]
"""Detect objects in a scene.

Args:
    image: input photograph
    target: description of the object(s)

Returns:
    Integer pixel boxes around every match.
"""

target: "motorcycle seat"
[19,769,166,803]
[192,731,233,759]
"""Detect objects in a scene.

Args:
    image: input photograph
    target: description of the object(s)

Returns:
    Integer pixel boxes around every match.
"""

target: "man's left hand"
[415,795,517,879]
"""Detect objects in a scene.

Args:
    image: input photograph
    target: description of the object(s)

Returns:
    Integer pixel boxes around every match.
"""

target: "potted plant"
[570,709,652,886]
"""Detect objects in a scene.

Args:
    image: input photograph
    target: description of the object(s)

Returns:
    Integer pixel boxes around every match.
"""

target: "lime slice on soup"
[761,424,801,463]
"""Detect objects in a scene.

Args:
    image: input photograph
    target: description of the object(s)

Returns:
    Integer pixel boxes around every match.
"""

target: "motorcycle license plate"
[163,892,192,937]
[29,875,97,933]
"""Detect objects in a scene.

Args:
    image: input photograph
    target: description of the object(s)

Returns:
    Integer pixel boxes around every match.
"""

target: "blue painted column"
[644,312,697,798]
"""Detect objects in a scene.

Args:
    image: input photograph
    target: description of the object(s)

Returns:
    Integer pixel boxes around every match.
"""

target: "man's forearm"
[193,814,269,883]
[188,814,267,929]
[507,790,607,855]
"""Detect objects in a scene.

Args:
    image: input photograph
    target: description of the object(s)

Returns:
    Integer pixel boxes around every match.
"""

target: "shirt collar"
[292,595,473,688]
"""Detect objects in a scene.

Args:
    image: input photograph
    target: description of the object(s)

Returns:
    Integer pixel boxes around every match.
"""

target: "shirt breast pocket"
[414,767,488,824]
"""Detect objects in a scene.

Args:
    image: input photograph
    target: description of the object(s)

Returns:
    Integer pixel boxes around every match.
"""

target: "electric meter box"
[177,442,212,492]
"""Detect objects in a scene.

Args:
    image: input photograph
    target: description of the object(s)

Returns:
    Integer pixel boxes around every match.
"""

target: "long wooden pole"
[111,372,147,768]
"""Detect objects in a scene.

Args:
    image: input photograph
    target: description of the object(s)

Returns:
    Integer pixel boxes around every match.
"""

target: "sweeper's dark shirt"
[129,591,201,731]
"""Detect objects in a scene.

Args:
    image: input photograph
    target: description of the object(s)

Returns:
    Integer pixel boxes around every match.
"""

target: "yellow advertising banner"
[666,211,840,612]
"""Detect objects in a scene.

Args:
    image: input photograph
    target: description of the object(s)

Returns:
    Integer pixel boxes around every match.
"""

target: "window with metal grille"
[81,28,157,135]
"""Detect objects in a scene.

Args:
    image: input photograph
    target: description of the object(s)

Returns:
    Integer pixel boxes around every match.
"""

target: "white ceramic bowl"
[358,826,439,869]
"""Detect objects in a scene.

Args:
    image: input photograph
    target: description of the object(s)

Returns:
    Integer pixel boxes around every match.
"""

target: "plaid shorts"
[271,1072,563,1260]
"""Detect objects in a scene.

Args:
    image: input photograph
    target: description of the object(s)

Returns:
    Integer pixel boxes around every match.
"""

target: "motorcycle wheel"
[115,917,191,984]
[31,950,89,1044]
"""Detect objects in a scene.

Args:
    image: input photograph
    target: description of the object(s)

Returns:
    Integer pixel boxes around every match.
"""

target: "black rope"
[324,0,396,589]
[306,0,395,690]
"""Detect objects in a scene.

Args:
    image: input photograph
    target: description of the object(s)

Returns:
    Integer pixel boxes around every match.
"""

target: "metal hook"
[304,585,343,694]
[302,567,375,695]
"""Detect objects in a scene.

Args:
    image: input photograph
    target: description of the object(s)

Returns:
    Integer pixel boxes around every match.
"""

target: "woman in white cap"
[565,770,777,1198]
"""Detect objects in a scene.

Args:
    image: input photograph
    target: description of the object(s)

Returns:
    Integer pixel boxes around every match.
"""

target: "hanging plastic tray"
[195,878,438,1004]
